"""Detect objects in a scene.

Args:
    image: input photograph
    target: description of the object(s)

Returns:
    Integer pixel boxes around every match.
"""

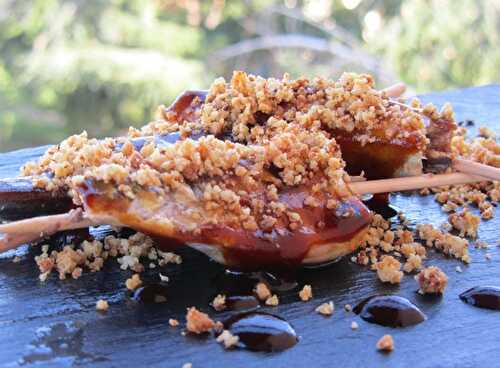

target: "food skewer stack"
[0,71,498,268]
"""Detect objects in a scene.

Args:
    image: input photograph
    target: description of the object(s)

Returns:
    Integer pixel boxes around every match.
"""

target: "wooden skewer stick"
[452,158,500,181]
[350,172,486,195]
[0,209,95,252]
[382,83,406,98]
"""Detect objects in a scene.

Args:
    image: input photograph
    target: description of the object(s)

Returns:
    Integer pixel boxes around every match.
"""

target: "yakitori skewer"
[0,72,497,268]
[0,170,492,255]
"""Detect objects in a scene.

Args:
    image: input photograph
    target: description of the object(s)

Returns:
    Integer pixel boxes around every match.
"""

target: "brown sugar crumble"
[376,334,394,352]
[216,330,240,349]
[212,294,226,311]
[315,301,334,316]
[186,307,215,334]
[96,299,109,312]
[299,285,312,302]
[448,209,480,238]
[254,282,272,301]
[125,274,142,291]
[265,295,279,306]
[374,256,403,284]
[416,266,448,295]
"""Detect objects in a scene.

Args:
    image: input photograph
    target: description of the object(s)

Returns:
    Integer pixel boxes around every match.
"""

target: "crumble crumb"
[485,253,492,261]
[212,294,226,311]
[344,304,353,312]
[125,274,142,291]
[12,256,21,263]
[351,321,359,330]
[376,334,394,352]
[182,363,192,368]
[186,307,215,334]
[169,318,179,327]
[315,301,334,316]
[159,273,169,282]
[374,256,403,284]
[448,209,480,238]
[96,299,109,312]
[416,266,448,294]
[474,240,488,249]
[299,285,312,301]
[216,330,240,349]
[455,265,463,273]
[214,321,224,334]
[254,282,272,301]
[265,295,279,306]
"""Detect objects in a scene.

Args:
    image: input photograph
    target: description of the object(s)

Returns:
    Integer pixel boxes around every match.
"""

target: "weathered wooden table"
[0,85,498,368]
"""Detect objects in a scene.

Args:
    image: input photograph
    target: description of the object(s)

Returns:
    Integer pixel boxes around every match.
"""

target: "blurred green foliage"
[0,0,499,151]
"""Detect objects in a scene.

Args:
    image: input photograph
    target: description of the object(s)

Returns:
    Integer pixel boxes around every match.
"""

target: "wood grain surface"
[0,85,499,368]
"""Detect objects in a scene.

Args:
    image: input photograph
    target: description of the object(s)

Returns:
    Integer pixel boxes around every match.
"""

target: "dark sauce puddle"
[354,295,426,327]
[224,295,260,312]
[131,283,169,304]
[223,312,298,352]
[459,286,500,310]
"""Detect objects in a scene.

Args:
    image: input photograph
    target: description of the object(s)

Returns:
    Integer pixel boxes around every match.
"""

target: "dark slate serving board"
[0,85,499,368]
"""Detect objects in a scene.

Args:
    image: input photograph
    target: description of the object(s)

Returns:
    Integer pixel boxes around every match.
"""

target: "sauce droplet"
[353,295,426,327]
[225,296,260,312]
[131,284,168,304]
[459,286,500,310]
[223,312,298,352]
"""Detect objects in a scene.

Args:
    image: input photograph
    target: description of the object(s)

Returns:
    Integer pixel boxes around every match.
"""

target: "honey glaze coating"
[78,176,371,269]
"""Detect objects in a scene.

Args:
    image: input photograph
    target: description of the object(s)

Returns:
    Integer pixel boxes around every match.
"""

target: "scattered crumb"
[182,363,192,368]
[376,334,394,352]
[12,256,21,263]
[485,253,492,261]
[315,301,334,316]
[96,299,109,312]
[474,240,488,249]
[212,294,226,311]
[448,209,480,238]
[265,295,279,306]
[214,321,224,333]
[186,307,215,334]
[216,330,240,349]
[455,265,463,273]
[159,273,169,282]
[351,321,359,330]
[254,282,272,301]
[169,318,179,327]
[125,274,142,291]
[478,126,496,139]
[416,266,448,294]
[299,285,312,301]
[374,256,403,284]
[344,304,353,312]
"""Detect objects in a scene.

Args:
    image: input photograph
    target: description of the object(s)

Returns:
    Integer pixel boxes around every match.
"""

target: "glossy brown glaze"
[459,286,500,310]
[223,295,260,312]
[79,178,371,269]
[353,295,427,327]
[0,178,73,221]
[222,312,298,352]
[332,132,421,179]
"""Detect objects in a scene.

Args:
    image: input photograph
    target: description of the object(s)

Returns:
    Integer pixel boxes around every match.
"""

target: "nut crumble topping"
[315,301,334,316]
[186,307,215,334]
[416,266,448,294]
[376,334,394,352]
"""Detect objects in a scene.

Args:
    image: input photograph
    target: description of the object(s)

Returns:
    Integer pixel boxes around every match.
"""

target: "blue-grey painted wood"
[0,86,498,368]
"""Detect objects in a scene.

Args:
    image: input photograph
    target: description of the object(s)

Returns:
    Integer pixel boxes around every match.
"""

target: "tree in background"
[0,0,499,151]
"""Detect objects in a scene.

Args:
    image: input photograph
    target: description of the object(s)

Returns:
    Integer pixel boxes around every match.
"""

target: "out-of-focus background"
[0,0,499,151]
